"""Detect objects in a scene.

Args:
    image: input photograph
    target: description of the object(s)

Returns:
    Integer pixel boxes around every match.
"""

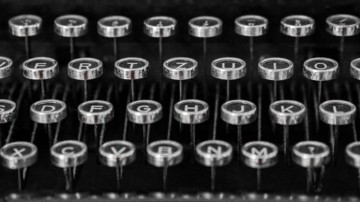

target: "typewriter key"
[235,15,268,59]
[211,57,246,100]
[196,140,233,190]
[114,57,149,101]
[98,16,132,59]
[350,58,360,80]
[0,57,13,79]
[68,57,103,101]
[78,100,114,147]
[221,100,257,159]
[292,141,330,192]
[303,57,338,103]
[258,57,293,101]
[189,16,222,54]
[23,57,59,99]
[174,99,209,150]
[280,15,315,56]
[51,140,87,191]
[144,16,176,61]
[0,141,37,190]
[147,140,183,190]
[241,141,278,190]
[54,15,88,59]
[30,99,67,146]
[345,142,360,191]
[163,57,198,100]
[9,15,42,58]
[326,14,360,52]
[270,100,306,162]
[0,99,16,124]
[319,100,356,161]
[99,140,136,191]
[127,100,162,148]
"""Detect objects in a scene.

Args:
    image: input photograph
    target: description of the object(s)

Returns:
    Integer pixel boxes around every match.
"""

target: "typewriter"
[0,0,360,201]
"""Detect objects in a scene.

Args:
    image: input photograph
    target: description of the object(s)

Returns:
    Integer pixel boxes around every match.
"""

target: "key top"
[30,99,67,124]
[0,99,16,124]
[78,100,114,125]
[0,57,13,79]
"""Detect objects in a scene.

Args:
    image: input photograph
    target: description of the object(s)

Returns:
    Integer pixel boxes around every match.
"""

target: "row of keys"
[8,14,360,39]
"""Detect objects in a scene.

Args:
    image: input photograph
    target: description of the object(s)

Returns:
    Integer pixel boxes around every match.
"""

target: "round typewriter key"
[320,100,356,162]
[1,141,37,190]
[235,15,268,59]
[99,140,136,191]
[221,100,257,157]
[147,140,183,190]
[326,14,360,52]
[98,16,132,59]
[303,57,338,102]
[270,100,306,162]
[51,140,87,190]
[345,142,360,191]
[0,57,13,79]
[211,57,246,100]
[242,141,278,190]
[0,99,16,124]
[196,140,233,190]
[127,100,162,148]
[54,15,88,59]
[144,16,176,62]
[189,16,222,55]
[280,15,315,56]
[68,57,103,100]
[23,57,59,99]
[114,57,149,101]
[163,57,198,100]
[350,58,360,80]
[292,141,330,192]
[78,100,114,125]
[30,99,66,124]
[9,15,42,58]
[174,99,209,150]
[258,57,293,100]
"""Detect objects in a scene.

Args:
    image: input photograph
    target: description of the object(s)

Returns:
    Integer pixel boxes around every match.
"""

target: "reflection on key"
[99,140,136,191]
[174,99,209,152]
[127,100,162,149]
[9,15,42,58]
[326,14,360,53]
[51,140,87,191]
[258,57,293,101]
[345,142,360,192]
[270,100,306,163]
[0,141,37,191]
[211,57,246,101]
[54,15,88,59]
[147,140,183,191]
[114,57,149,101]
[163,57,198,100]
[22,57,59,99]
[68,58,103,101]
[241,141,278,191]
[78,100,114,148]
[319,100,356,162]
[30,99,67,146]
[292,141,330,193]
[235,15,268,60]
[280,15,315,57]
[98,16,132,60]
[196,140,232,191]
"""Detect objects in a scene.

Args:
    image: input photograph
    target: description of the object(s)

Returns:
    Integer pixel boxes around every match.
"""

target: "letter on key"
[241,141,278,169]
[30,99,67,124]
[0,142,37,169]
[99,140,136,167]
[51,140,87,168]
[147,140,183,167]
[78,100,114,125]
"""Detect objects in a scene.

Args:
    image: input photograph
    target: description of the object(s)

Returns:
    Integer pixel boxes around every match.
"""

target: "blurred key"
[346,142,360,191]
[9,15,42,58]
[0,57,13,80]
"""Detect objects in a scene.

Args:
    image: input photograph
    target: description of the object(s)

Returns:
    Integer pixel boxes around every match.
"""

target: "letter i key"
[269,100,306,163]
[78,100,114,148]
[99,140,136,191]
[127,100,162,150]
[68,58,103,101]
[319,100,356,162]
[30,99,67,146]
[174,99,209,152]
[51,140,87,191]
